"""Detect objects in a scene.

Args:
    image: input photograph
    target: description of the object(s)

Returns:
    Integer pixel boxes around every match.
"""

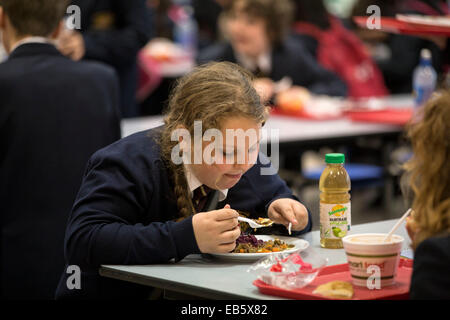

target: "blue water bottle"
[173,4,198,56]
[412,48,437,108]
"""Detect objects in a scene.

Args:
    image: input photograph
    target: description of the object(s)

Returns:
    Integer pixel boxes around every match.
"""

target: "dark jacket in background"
[0,43,121,299]
[198,38,347,97]
[410,234,450,300]
[55,127,312,299]
[72,0,152,118]
[193,0,223,50]
[376,0,448,93]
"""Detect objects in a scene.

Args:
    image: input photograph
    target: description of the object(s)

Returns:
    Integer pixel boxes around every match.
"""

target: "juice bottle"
[319,153,351,249]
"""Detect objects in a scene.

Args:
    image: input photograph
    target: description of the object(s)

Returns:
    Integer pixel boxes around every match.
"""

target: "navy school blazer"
[197,37,348,97]
[409,234,450,300]
[0,43,121,299]
[55,126,312,299]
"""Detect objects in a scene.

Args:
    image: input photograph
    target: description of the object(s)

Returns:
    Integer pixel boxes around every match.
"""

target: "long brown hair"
[403,90,450,249]
[159,61,268,219]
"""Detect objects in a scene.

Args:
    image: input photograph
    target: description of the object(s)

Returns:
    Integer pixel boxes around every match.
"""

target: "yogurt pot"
[342,233,404,288]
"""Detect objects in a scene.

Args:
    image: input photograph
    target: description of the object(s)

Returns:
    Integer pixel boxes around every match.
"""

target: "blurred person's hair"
[0,0,68,37]
[292,0,330,30]
[403,90,450,249]
[159,61,268,219]
[223,0,293,46]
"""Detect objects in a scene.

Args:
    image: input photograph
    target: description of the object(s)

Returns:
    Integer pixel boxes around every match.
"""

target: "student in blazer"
[59,0,152,118]
[0,0,121,299]
[55,62,312,299]
[199,38,347,97]
[197,0,347,97]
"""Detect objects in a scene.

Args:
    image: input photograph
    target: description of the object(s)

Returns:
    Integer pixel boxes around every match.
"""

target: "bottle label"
[320,202,351,240]
[414,86,434,107]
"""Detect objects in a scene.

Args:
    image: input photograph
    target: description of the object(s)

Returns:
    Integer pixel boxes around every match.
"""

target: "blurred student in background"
[58,0,152,118]
[0,0,121,299]
[198,0,347,101]
[292,0,388,98]
[352,0,449,94]
[404,91,450,299]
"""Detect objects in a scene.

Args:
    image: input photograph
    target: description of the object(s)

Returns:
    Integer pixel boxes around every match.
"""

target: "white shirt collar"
[184,164,228,203]
[10,36,53,54]
[235,50,272,75]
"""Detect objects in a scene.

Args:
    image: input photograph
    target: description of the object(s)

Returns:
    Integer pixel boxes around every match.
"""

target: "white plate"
[209,235,309,261]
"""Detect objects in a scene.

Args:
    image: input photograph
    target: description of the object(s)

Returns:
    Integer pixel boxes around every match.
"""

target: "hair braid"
[172,164,196,220]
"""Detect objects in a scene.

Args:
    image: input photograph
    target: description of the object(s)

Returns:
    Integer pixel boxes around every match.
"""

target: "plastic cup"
[342,233,404,288]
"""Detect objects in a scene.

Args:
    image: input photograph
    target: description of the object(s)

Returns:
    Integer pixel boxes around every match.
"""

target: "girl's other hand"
[267,198,309,232]
[192,204,240,253]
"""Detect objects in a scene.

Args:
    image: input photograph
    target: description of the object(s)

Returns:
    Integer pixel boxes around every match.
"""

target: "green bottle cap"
[325,153,345,164]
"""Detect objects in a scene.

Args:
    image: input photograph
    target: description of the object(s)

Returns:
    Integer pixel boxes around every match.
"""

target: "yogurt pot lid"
[343,233,404,245]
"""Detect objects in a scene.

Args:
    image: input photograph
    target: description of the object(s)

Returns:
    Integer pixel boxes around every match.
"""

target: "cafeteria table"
[123,94,412,139]
[120,112,404,143]
[99,219,412,300]
[121,95,412,167]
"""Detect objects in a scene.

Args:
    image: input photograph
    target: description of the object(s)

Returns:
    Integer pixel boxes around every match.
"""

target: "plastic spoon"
[224,204,274,229]
[384,208,412,242]
[237,216,274,229]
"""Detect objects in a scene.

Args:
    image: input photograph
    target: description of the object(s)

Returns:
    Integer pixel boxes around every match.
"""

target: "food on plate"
[312,280,354,299]
[254,217,274,226]
[233,235,295,253]
[275,86,311,113]
[238,215,274,232]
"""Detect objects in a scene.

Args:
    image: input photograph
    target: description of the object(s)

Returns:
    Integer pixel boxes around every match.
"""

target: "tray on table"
[354,16,450,36]
[347,108,413,125]
[253,258,413,300]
